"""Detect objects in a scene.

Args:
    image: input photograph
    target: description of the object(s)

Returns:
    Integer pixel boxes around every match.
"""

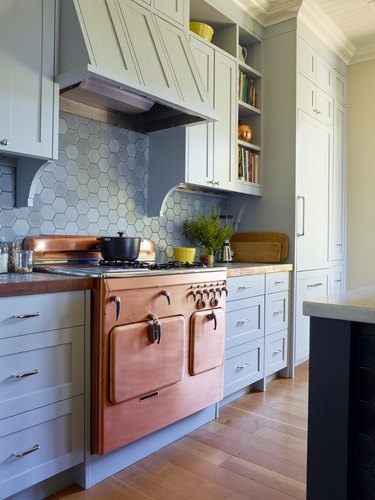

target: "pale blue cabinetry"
[223,271,290,403]
[0,0,57,160]
[264,272,289,376]
[0,291,86,498]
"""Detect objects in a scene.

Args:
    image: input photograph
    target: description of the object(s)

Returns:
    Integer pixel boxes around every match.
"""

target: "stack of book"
[238,146,259,184]
[238,70,256,107]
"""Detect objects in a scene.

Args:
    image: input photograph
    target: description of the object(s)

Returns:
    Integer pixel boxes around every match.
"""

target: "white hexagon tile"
[0,112,226,260]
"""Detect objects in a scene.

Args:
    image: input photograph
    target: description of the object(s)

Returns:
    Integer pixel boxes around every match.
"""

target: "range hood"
[57,0,217,133]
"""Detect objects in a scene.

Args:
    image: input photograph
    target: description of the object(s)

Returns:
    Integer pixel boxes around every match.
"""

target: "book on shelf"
[238,70,256,107]
[238,145,260,184]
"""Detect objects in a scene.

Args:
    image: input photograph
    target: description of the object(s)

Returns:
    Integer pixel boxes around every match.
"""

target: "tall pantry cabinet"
[228,18,346,371]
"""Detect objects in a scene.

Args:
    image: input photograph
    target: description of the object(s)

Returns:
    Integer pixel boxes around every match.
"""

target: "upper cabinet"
[0,0,57,161]
[147,0,264,215]
[132,0,188,27]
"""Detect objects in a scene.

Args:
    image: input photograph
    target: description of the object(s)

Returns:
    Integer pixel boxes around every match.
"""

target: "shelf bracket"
[15,157,54,208]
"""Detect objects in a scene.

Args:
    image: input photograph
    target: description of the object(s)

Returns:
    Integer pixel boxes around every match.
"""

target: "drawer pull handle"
[272,350,283,357]
[13,443,40,459]
[307,282,324,288]
[236,319,250,326]
[13,312,40,319]
[238,285,252,290]
[236,363,249,370]
[335,243,342,247]
[274,281,285,286]
[273,310,283,316]
[13,369,39,379]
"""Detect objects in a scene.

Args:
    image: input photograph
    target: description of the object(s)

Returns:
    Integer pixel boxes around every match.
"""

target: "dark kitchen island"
[303,286,375,500]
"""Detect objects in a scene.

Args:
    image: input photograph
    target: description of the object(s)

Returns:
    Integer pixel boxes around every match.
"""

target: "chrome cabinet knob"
[0,138,9,146]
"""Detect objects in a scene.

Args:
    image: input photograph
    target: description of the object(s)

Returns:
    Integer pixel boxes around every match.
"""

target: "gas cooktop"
[34,260,223,278]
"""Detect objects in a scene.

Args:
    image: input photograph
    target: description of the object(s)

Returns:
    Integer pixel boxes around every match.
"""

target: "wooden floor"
[51,363,308,499]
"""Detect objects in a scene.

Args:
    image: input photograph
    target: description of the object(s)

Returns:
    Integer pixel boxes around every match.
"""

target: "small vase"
[200,254,215,267]
[206,254,215,267]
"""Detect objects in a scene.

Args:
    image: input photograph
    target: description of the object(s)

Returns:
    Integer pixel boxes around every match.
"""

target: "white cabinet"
[0,0,57,160]
[298,36,333,95]
[265,272,289,376]
[296,110,332,271]
[223,270,290,402]
[330,99,346,262]
[132,0,187,26]
[298,74,333,125]
[329,266,345,295]
[295,269,329,364]
[148,38,237,214]
[224,275,265,400]
[0,291,85,498]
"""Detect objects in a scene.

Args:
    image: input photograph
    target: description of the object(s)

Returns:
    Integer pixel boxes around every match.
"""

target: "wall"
[346,59,375,289]
[0,112,226,261]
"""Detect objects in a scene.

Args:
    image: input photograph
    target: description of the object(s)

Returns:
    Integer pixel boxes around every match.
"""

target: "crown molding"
[298,0,355,64]
[232,0,359,64]
[350,43,375,64]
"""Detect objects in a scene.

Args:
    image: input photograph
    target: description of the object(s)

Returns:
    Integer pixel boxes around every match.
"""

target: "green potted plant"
[183,209,235,266]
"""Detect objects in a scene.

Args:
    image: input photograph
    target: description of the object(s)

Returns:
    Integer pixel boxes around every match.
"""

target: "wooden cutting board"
[230,232,288,263]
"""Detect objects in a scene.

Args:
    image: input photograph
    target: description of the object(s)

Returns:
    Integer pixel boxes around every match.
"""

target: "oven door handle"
[113,296,121,321]
[207,310,217,330]
[148,314,162,344]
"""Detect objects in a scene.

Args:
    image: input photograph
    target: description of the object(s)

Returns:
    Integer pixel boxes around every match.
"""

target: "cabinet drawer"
[265,330,288,376]
[224,339,264,396]
[0,327,84,419]
[266,272,289,293]
[226,296,264,349]
[0,291,85,339]
[0,396,84,499]
[265,291,289,335]
[227,274,264,301]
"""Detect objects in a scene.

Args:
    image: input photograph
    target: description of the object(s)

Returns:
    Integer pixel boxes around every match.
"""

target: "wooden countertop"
[0,263,293,297]
[0,272,93,297]
[214,262,293,278]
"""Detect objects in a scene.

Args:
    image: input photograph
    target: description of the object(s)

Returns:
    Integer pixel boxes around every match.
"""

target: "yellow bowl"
[173,247,196,264]
[189,22,214,42]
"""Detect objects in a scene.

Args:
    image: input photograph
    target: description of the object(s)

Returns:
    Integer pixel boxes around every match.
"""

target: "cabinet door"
[115,0,180,103]
[330,101,346,262]
[316,53,333,95]
[329,266,345,295]
[186,36,214,187]
[296,110,331,271]
[298,74,333,125]
[154,0,186,26]
[298,37,315,83]
[294,270,329,364]
[0,0,55,159]
[213,51,236,190]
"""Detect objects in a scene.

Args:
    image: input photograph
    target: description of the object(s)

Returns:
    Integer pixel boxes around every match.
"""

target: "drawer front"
[0,327,84,419]
[265,291,289,335]
[226,296,264,349]
[265,330,288,376]
[227,274,265,301]
[266,272,289,293]
[0,396,84,499]
[224,339,264,396]
[0,291,85,339]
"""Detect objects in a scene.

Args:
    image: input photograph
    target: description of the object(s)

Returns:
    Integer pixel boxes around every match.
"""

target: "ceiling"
[235,0,375,63]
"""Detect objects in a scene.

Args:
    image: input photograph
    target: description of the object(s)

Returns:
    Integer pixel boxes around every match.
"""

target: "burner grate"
[98,259,207,270]
[98,259,150,269]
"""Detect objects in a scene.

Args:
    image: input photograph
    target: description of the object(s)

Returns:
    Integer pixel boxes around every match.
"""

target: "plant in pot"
[183,210,235,266]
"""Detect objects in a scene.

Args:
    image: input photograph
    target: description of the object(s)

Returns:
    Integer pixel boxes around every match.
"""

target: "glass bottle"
[0,241,9,273]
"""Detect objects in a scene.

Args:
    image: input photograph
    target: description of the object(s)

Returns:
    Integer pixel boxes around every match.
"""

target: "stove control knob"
[189,290,197,300]
[202,289,210,299]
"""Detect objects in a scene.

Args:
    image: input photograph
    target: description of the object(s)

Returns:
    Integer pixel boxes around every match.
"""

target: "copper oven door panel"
[189,308,225,376]
[109,315,185,404]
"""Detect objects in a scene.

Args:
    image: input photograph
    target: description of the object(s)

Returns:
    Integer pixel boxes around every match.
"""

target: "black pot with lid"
[98,232,141,261]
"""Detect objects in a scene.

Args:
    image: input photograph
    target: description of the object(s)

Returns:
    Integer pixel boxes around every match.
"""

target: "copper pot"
[238,120,253,143]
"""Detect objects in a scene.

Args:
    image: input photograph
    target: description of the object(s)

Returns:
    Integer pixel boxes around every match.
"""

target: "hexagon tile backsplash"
[0,112,226,261]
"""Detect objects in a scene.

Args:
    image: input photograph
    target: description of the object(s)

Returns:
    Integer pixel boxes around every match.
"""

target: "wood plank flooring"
[50,363,308,499]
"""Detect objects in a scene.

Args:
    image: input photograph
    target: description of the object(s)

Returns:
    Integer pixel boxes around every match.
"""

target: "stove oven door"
[189,308,225,376]
[109,315,185,404]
